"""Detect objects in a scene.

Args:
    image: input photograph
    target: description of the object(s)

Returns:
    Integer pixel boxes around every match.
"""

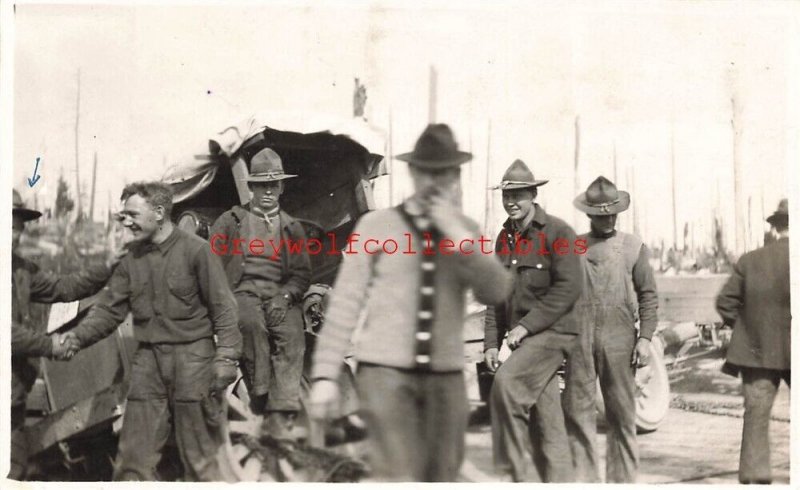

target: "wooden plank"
[26,383,126,456]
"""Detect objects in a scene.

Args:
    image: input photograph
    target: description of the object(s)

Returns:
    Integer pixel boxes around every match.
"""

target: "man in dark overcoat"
[716,198,790,484]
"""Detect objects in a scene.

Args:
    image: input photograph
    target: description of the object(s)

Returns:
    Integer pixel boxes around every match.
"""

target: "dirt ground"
[459,354,791,484]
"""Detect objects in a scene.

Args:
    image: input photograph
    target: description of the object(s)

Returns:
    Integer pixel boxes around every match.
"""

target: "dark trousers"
[489,330,576,482]
[739,367,790,484]
[356,364,468,481]
[114,338,223,481]
[563,319,638,483]
[236,292,305,411]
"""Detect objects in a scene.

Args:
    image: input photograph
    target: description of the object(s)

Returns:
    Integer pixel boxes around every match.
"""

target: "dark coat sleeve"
[716,256,745,327]
[29,263,112,304]
[517,222,583,335]
[12,321,53,357]
[71,259,132,348]
[193,242,242,362]
[209,210,236,272]
[282,219,312,303]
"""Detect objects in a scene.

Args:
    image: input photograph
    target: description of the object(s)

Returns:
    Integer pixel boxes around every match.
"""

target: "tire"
[595,336,670,433]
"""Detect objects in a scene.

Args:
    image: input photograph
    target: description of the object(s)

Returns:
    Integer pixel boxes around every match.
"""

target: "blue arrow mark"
[28,157,41,187]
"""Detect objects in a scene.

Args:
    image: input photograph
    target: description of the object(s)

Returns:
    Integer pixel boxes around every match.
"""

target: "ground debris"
[239,434,369,482]
[670,395,789,422]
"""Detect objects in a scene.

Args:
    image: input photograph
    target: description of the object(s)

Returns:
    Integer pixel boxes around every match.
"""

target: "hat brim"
[766,213,788,226]
[13,207,42,221]
[246,174,298,183]
[490,180,549,190]
[395,150,473,168]
[573,191,630,215]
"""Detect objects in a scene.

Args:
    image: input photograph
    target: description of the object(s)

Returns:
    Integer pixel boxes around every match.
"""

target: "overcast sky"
[10,1,800,254]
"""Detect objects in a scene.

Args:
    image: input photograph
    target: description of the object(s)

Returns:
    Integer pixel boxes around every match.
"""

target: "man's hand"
[212,359,239,394]
[484,348,500,372]
[632,338,651,367]
[506,325,530,350]
[428,191,471,240]
[265,295,290,328]
[51,332,80,360]
[308,379,340,420]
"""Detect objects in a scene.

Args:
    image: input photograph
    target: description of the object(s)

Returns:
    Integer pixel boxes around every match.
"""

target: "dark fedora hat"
[574,176,630,215]
[766,198,788,227]
[491,159,549,190]
[13,189,42,221]
[395,124,472,169]
[247,148,297,183]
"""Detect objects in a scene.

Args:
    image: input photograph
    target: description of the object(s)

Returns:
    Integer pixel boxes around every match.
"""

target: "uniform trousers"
[563,314,638,483]
[738,367,791,484]
[489,329,576,482]
[236,292,305,411]
[114,338,223,481]
[356,363,468,481]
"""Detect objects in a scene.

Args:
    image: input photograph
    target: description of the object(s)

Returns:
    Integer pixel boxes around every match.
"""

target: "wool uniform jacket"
[716,237,791,374]
[210,205,311,304]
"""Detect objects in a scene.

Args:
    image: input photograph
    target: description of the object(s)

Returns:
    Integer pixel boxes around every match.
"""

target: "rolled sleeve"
[195,244,242,362]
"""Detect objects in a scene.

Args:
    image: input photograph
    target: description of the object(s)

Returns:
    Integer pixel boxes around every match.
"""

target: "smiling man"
[483,159,583,482]
[209,148,311,439]
[65,181,242,481]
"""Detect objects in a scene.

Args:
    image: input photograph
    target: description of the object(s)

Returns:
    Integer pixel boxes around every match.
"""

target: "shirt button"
[536,263,542,269]
[511,259,517,265]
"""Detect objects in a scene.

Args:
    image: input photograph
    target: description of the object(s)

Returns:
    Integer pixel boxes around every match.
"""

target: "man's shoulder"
[176,228,211,255]
[540,211,575,235]
[12,253,39,274]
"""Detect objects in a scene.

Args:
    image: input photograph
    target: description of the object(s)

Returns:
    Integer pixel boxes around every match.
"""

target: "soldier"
[65,181,242,481]
[308,124,512,481]
[209,148,311,439]
[483,160,583,482]
[716,198,790,484]
[563,176,658,483]
[9,189,122,479]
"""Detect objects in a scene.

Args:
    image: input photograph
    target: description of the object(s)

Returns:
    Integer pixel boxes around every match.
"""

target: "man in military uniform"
[210,148,311,439]
[10,189,121,479]
[309,124,512,481]
[66,181,242,481]
[716,198,790,484]
[563,176,658,483]
[483,159,583,482]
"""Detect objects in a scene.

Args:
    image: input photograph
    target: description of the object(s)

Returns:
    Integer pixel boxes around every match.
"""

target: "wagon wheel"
[595,336,670,433]
[217,375,271,482]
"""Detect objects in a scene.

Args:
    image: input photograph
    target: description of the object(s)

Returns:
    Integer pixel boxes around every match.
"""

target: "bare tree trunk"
[74,68,83,222]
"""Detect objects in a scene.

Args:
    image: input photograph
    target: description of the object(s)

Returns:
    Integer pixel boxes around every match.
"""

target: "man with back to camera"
[209,147,311,439]
[63,181,242,481]
[562,176,658,483]
[9,189,124,479]
[716,198,790,484]
[308,124,513,481]
[483,159,584,482]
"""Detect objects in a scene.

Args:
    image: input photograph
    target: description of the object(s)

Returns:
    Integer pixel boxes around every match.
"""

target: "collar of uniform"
[154,226,181,254]
[504,203,547,233]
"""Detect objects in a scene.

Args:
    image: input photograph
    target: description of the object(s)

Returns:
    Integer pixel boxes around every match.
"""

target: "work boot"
[262,411,297,441]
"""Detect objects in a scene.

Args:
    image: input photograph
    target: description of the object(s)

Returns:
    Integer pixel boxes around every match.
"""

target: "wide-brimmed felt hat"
[395,124,472,169]
[574,176,630,215]
[491,159,549,190]
[766,198,788,227]
[13,189,42,221]
[247,148,297,183]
